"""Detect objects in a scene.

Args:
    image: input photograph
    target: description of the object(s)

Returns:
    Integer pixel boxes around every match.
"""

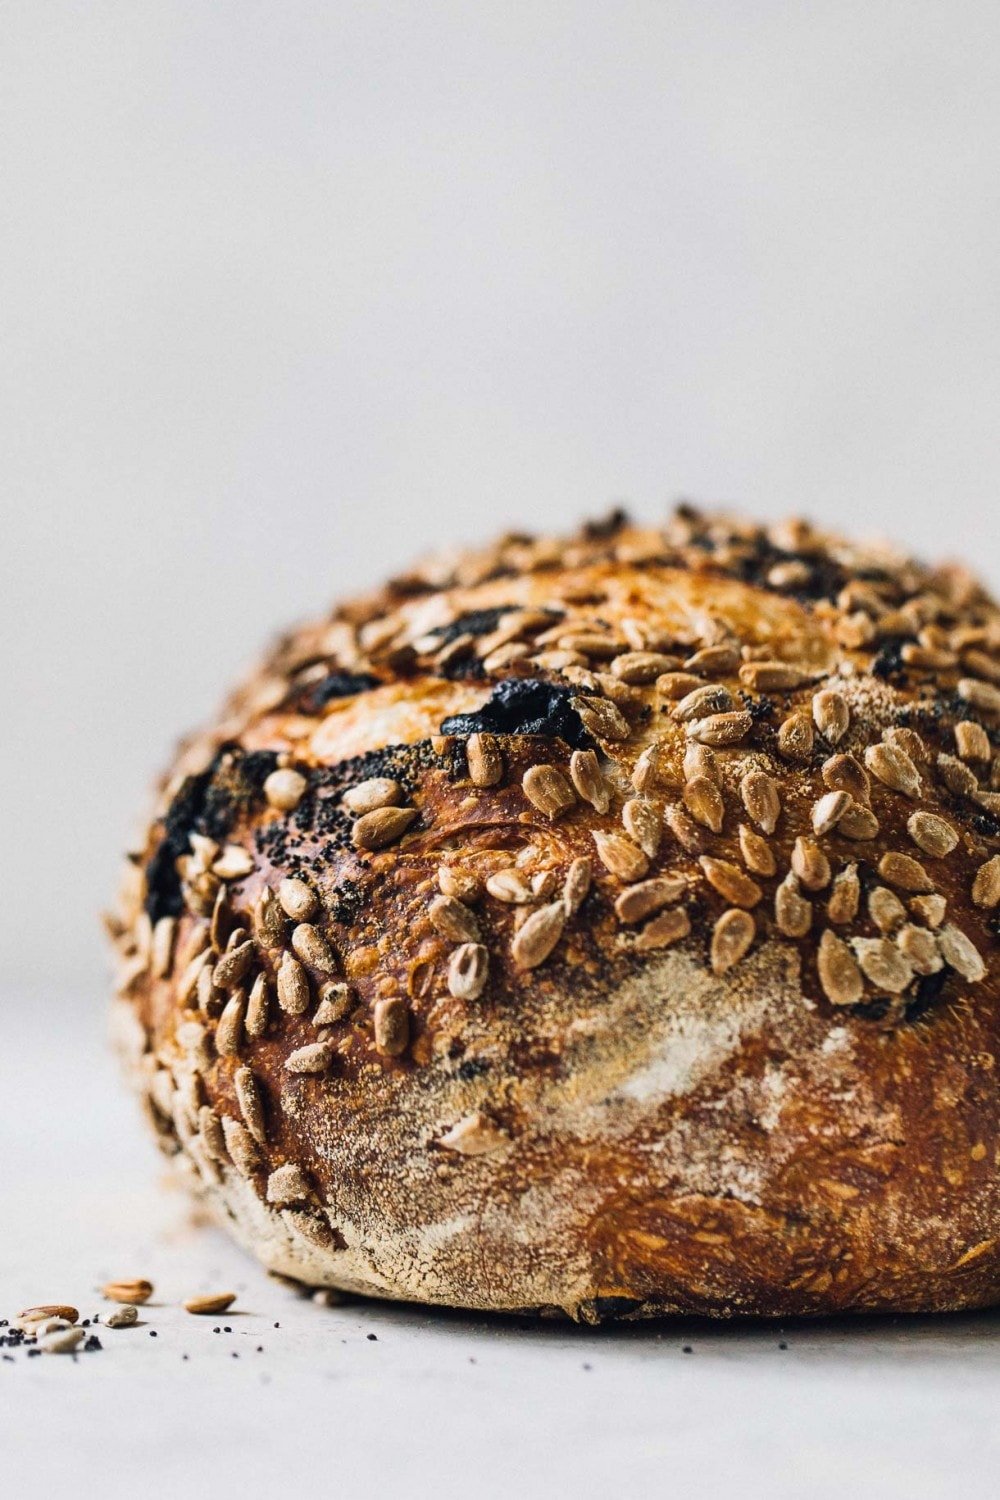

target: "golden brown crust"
[108,507,1000,1319]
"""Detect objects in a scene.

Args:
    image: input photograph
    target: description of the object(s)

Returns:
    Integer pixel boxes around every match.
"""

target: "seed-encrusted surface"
[109,506,1000,1322]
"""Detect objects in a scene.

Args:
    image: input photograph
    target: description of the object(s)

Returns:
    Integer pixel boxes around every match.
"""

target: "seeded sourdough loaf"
[109,508,1000,1320]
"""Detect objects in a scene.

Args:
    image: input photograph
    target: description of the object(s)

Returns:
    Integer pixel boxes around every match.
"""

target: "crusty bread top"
[106,507,1000,1311]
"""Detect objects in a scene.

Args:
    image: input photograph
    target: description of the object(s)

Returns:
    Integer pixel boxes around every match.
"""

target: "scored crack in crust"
[107,506,1000,1320]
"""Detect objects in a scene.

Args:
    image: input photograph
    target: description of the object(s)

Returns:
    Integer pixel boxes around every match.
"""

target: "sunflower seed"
[936,752,980,797]
[817,929,864,1006]
[429,894,481,943]
[151,916,177,978]
[511,902,566,968]
[972,854,1000,908]
[485,868,533,904]
[41,1327,86,1354]
[343,777,403,815]
[686,644,741,675]
[522,765,576,820]
[792,837,831,890]
[234,1066,266,1145]
[909,893,947,928]
[276,952,310,1015]
[264,768,308,811]
[18,1304,78,1326]
[686,709,753,746]
[777,713,814,761]
[373,996,409,1055]
[852,938,913,992]
[622,797,662,857]
[612,651,679,683]
[466,733,503,787]
[102,1279,153,1305]
[907,811,958,858]
[104,1305,139,1328]
[740,769,780,834]
[683,775,724,833]
[215,991,246,1055]
[448,942,489,999]
[615,874,686,923]
[285,1041,334,1074]
[185,1293,236,1315]
[267,1163,310,1205]
[896,924,943,976]
[291,923,337,973]
[352,806,417,850]
[837,800,880,841]
[245,973,270,1038]
[562,857,592,915]
[213,845,254,881]
[955,721,991,761]
[198,1106,226,1162]
[865,741,921,798]
[684,742,719,785]
[878,851,934,893]
[213,940,253,990]
[278,877,318,921]
[811,790,851,835]
[812,691,850,744]
[635,906,691,951]
[957,678,1000,715]
[673,684,735,722]
[739,661,812,692]
[737,824,776,876]
[827,863,860,925]
[631,742,666,793]
[868,886,906,933]
[437,1112,510,1156]
[663,803,704,853]
[699,856,762,908]
[592,831,650,883]
[572,695,631,741]
[822,753,870,804]
[254,887,287,948]
[314,980,354,1024]
[937,924,986,982]
[656,672,704,700]
[569,748,610,812]
[775,873,812,937]
[710,909,755,974]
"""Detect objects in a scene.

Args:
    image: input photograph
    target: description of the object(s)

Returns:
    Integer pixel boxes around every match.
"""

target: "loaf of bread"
[108,508,1000,1319]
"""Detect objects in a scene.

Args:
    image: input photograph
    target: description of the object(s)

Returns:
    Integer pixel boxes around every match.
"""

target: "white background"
[4,0,1000,993]
[2,6,1000,1495]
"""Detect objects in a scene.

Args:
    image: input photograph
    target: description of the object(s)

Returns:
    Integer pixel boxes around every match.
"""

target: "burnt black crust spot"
[144,746,279,921]
[870,640,905,681]
[429,607,516,645]
[255,738,464,874]
[440,678,594,749]
[905,968,950,1023]
[850,997,893,1022]
[590,1295,646,1321]
[285,671,380,715]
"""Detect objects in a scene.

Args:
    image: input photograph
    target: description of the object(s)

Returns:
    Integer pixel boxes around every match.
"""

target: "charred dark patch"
[725,535,847,606]
[255,738,462,873]
[850,997,894,1022]
[429,607,516,645]
[582,508,630,539]
[440,677,594,748]
[905,969,949,1023]
[591,1295,646,1321]
[144,746,279,921]
[285,671,380,715]
[870,640,905,681]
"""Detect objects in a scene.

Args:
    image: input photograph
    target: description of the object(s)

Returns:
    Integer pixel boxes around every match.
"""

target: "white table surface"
[3,988,998,1500]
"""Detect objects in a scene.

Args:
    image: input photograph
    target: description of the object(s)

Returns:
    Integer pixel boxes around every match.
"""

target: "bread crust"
[108,508,1000,1319]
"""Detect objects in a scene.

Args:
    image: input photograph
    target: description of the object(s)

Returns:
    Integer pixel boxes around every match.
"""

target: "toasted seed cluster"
[109,504,1000,1258]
